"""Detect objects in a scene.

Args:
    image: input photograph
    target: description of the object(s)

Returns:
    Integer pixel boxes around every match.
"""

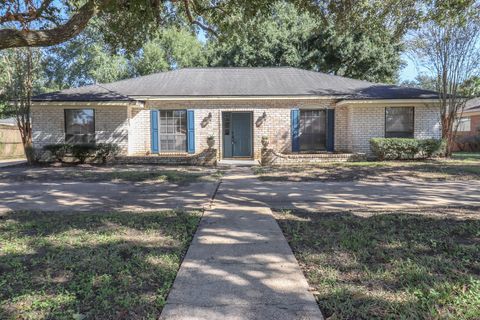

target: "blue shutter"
[151,110,159,153]
[291,109,300,152]
[326,109,335,152]
[187,109,195,154]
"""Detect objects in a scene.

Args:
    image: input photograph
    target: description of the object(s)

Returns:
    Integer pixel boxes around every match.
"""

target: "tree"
[132,27,207,76]
[208,2,316,68]
[410,1,480,155]
[42,24,207,87]
[401,74,437,91]
[208,1,416,83]
[0,48,43,164]
[42,24,131,89]
[0,0,277,50]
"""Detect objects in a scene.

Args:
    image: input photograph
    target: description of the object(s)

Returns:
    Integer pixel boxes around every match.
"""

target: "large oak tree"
[0,0,275,50]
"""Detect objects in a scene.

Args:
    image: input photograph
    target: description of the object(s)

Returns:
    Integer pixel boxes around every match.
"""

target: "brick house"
[31,67,441,162]
[454,97,480,151]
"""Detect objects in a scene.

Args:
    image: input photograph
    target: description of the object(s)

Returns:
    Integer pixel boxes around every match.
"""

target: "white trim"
[31,97,441,107]
[336,99,440,106]
[132,95,341,101]
[462,110,480,116]
[32,101,143,107]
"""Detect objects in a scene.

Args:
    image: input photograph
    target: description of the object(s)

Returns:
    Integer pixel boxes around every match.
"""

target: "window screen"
[385,107,414,138]
[65,109,95,144]
[299,110,326,151]
[456,117,471,132]
[159,110,187,152]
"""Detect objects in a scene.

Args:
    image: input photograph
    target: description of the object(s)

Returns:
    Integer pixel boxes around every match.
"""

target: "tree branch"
[0,0,110,49]
[0,0,55,24]
[182,0,218,36]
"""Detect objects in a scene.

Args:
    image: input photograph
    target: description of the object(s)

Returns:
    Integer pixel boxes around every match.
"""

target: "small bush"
[418,139,446,158]
[455,135,480,152]
[370,138,444,160]
[96,143,121,164]
[71,143,97,164]
[43,144,72,162]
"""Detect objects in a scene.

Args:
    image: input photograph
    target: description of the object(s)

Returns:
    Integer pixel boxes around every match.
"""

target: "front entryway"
[222,112,253,158]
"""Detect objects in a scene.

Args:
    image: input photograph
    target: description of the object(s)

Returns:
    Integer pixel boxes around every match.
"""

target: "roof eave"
[337,98,441,106]
[31,100,144,107]
[131,95,347,101]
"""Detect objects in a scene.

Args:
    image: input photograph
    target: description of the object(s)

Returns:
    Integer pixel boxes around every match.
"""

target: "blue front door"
[223,112,252,158]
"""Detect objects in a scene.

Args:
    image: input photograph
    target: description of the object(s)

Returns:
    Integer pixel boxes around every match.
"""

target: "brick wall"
[453,114,480,151]
[128,107,150,155]
[346,104,441,154]
[32,101,442,159]
[32,105,129,154]
[348,105,386,153]
[414,105,442,139]
[140,99,337,159]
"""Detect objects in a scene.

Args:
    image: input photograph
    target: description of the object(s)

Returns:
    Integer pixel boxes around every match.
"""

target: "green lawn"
[452,152,480,161]
[254,158,480,182]
[274,208,480,319]
[0,210,201,320]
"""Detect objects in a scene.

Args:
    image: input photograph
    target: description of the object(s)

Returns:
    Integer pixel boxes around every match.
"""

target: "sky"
[399,54,420,82]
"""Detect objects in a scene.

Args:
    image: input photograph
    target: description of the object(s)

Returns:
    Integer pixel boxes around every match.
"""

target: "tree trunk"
[23,135,35,165]
[17,119,35,164]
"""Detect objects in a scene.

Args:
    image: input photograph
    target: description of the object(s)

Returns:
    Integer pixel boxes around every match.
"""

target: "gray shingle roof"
[33,67,439,101]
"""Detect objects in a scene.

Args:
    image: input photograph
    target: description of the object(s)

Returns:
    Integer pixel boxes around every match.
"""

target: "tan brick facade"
[32,100,441,159]
[138,99,336,159]
[32,105,129,154]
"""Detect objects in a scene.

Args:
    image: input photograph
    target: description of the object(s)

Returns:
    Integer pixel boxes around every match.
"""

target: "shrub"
[71,143,97,164]
[418,139,446,158]
[455,135,480,152]
[43,144,72,162]
[95,143,121,164]
[370,138,444,160]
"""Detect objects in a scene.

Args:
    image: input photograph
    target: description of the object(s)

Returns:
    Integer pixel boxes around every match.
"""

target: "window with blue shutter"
[151,110,159,153]
[326,109,335,152]
[291,109,300,152]
[187,110,195,154]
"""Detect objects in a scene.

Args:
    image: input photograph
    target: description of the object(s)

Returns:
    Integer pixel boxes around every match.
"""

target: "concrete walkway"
[160,169,323,320]
[0,158,26,167]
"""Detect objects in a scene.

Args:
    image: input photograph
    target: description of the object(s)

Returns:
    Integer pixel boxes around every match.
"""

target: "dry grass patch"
[0,164,222,184]
[274,207,480,319]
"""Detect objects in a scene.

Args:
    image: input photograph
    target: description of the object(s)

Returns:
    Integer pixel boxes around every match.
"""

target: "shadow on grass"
[0,210,201,320]
[274,208,480,319]
[255,160,480,182]
[0,165,222,185]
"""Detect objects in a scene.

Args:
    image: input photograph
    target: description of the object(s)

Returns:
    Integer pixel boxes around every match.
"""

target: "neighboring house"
[454,97,480,151]
[31,67,441,160]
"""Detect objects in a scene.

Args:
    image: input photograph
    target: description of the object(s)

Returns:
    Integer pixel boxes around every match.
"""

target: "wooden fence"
[0,124,25,159]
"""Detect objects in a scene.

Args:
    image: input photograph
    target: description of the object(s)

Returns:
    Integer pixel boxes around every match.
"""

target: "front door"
[222,112,252,158]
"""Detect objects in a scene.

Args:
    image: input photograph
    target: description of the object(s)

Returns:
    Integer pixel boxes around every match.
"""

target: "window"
[456,117,471,132]
[159,110,187,152]
[299,110,326,151]
[65,109,95,144]
[385,107,414,138]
